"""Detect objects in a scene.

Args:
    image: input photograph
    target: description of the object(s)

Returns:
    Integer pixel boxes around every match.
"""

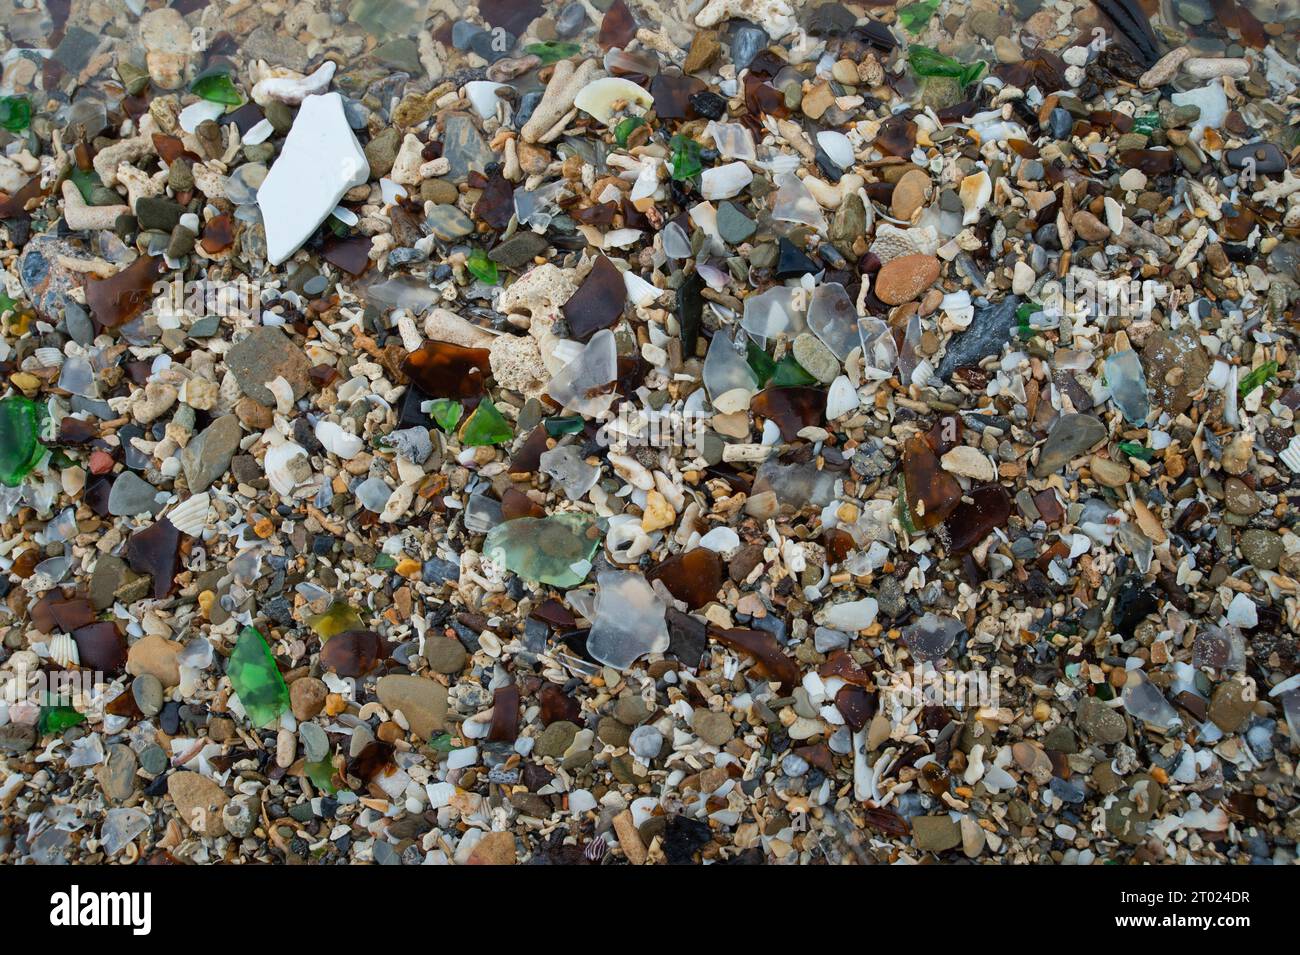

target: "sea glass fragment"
[466,248,499,285]
[459,397,513,446]
[835,684,876,731]
[857,317,899,379]
[807,283,859,360]
[72,621,127,673]
[942,484,1011,553]
[0,95,31,132]
[677,269,704,356]
[427,398,463,432]
[769,355,816,387]
[1121,669,1181,731]
[646,548,723,610]
[562,256,625,340]
[84,254,167,329]
[191,69,242,105]
[307,600,364,639]
[742,284,808,340]
[319,629,389,678]
[901,613,965,661]
[1105,348,1150,424]
[229,625,291,727]
[597,0,637,49]
[897,0,941,32]
[908,45,987,88]
[585,571,669,669]
[0,394,47,486]
[540,446,600,500]
[483,512,603,587]
[488,684,521,742]
[525,41,581,64]
[306,758,339,793]
[39,705,86,734]
[754,458,838,507]
[546,328,618,417]
[708,626,800,690]
[401,341,491,400]
[125,518,184,598]
[704,331,760,413]
[750,387,826,441]
[772,172,827,232]
[902,433,961,530]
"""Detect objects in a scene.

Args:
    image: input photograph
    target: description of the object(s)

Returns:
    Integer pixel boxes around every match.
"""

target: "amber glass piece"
[646,548,723,610]
[85,255,168,330]
[823,528,854,564]
[509,425,550,474]
[835,684,876,731]
[942,483,1011,553]
[876,115,918,158]
[1033,488,1064,524]
[902,433,961,530]
[926,414,962,455]
[572,202,617,228]
[474,173,514,230]
[320,236,371,276]
[818,649,876,688]
[0,175,45,220]
[561,255,624,341]
[58,417,98,444]
[501,486,547,520]
[794,743,835,773]
[920,760,950,796]
[319,629,389,677]
[1218,207,1255,242]
[708,626,799,690]
[45,595,97,633]
[597,0,637,48]
[750,387,827,442]
[152,133,199,164]
[650,72,706,120]
[106,684,144,719]
[400,340,491,399]
[531,598,576,630]
[539,682,582,725]
[488,684,521,742]
[125,517,184,598]
[348,740,395,784]
[72,621,127,674]
[1117,149,1175,174]
[743,73,788,119]
[199,214,235,254]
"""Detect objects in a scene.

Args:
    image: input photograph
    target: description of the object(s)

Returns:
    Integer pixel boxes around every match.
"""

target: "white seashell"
[315,419,364,459]
[167,492,211,537]
[180,99,226,133]
[605,515,654,563]
[698,526,741,556]
[573,77,654,125]
[49,633,80,668]
[34,346,64,368]
[816,130,854,169]
[264,442,309,496]
[464,81,509,120]
[623,271,661,307]
[252,61,336,106]
[1279,436,1300,474]
[608,451,654,490]
[825,375,860,419]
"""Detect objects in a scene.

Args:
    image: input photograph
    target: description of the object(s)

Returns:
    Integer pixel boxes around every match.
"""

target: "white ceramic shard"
[586,570,670,670]
[256,93,369,266]
[573,77,654,125]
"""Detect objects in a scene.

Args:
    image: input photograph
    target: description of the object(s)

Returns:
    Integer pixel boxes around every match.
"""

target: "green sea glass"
[615,116,645,147]
[544,415,585,437]
[191,69,242,105]
[0,394,47,487]
[669,134,702,182]
[229,626,290,727]
[746,340,777,386]
[39,705,85,734]
[428,398,463,433]
[483,513,603,587]
[466,248,499,285]
[897,0,941,33]
[769,354,816,387]
[460,397,513,446]
[306,757,339,793]
[0,95,31,133]
[908,45,987,89]
[525,41,581,65]
[1239,361,1278,397]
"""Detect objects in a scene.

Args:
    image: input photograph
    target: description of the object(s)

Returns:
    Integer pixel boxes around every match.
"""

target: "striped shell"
[49,633,80,668]
[167,492,211,537]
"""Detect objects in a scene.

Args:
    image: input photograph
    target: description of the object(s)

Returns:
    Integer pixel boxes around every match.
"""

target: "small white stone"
[941,445,995,482]
[698,526,741,556]
[179,99,225,133]
[1011,260,1035,295]
[1119,168,1147,191]
[823,598,878,631]
[1226,592,1258,628]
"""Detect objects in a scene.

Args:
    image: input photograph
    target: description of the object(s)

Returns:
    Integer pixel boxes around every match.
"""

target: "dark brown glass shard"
[823,528,854,564]
[597,0,637,49]
[319,629,389,678]
[876,115,918,158]
[199,214,235,254]
[479,0,542,35]
[72,621,127,674]
[902,433,961,530]
[942,484,1011,553]
[85,255,168,330]
[125,517,184,599]
[501,486,547,521]
[509,425,550,475]
[750,387,827,442]
[348,740,395,784]
[531,599,576,630]
[320,236,371,276]
[32,592,96,633]
[400,340,491,399]
[927,414,963,455]
[1117,148,1175,174]
[646,548,723,610]
[488,684,521,742]
[708,626,799,690]
[835,684,876,731]
[650,72,706,120]
[473,172,514,230]
[539,682,581,725]
[561,255,625,341]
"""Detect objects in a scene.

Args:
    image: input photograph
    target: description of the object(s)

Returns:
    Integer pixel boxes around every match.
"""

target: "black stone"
[1110,576,1159,640]
[688,90,727,120]
[774,237,818,279]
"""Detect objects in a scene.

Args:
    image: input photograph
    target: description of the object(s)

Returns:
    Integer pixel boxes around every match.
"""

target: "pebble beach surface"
[1,0,1299,866]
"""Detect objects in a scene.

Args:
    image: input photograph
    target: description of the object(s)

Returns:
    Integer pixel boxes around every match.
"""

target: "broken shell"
[251,61,336,106]
[573,77,654,125]
[49,633,80,668]
[264,441,310,496]
[166,492,211,537]
[315,420,365,459]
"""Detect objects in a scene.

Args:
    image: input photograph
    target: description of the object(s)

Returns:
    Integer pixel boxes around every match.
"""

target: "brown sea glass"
[199,214,235,255]
[1117,149,1175,175]
[539,682,582,725]
[488,684,521,742]
[650,72,706,120]
[902,433,961,530]
[400,340,491,400]
[561,255,625,341]
[750,387,827,442]
[942,484,1011,553]
[72,621,127,673]
[125,517,184,599]
[509,426,550,474]
[823,528,854,564]
[319,629,389,677]
[501,486,547,520]
[32,592,96,633]
[348,740,395,784]
[473,173,514,230]
[320,236,371,276]
[646,548,723,610]
[834,684,876,731]
[1033,488,1064,525]
[531,599,577,631]
[597,0,636,49]
[926,414,963,455]
[876,115,918,158]
[708,626,799,690]
[85,254,168,330]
